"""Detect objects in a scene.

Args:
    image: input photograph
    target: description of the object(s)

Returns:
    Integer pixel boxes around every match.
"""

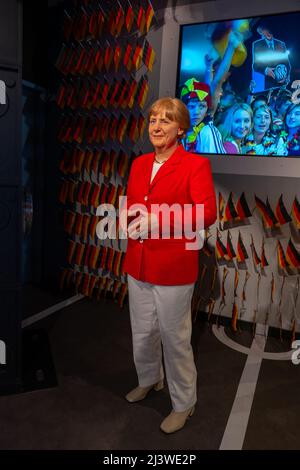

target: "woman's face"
[253,109,271,134]
[286,106,300,130]
[231,109,251,140]
[187,98,208,126]
[148,112,182,150]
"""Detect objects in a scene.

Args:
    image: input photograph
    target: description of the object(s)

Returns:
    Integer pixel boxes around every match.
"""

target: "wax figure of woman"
[219,102,253,154]
[120,98,217,434]
[284,103,300,157]
[243,104,287,155]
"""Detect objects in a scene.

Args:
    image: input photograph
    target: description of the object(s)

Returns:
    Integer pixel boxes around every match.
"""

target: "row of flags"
[59,147,132,182]
[215,228,300,271]
[63,1,155,41]
[57,111,147,145]
[55,39,155,76]
[60,268,128,307]
[218,192,300,230]
[64,210,123,246]
[66,240,125,277]
[56,75,149,111]
[59,179,126,208]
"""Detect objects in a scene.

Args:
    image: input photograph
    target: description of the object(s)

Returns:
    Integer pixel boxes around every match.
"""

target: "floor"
[0,294,299,450]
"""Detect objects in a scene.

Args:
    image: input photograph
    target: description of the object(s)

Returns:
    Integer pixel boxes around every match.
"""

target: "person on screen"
[242,104,287,156]
[273,90,293,131]
[284,103,300,156]
[121,97,217,434]
[180,78,225,154]
[219,103,253,154]
[252,25,291,92]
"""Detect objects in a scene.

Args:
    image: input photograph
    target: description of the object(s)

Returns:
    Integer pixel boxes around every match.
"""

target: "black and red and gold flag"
[254,195,278,229]
[226,231,236,260]
[286,238,300,269]
[236,192,252,219]
[291,196,300,229]
[143,40,155,71]
[236,231,249,263]
[223,192,238,222]
[276,194,292,225]
[277,240,290,271]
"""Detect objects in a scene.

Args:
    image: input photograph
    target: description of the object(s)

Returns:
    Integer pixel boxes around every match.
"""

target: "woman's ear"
[178,128,184,136]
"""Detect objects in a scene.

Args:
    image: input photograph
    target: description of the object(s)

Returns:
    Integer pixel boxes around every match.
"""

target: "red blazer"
[123,145,216,285]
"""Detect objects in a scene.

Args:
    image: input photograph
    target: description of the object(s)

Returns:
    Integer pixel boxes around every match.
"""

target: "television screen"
[176,11,300,157]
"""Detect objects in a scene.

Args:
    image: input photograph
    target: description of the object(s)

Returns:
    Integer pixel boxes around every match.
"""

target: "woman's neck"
[288,127,300,140]
[254,131,264,144]
[154,142,179,160]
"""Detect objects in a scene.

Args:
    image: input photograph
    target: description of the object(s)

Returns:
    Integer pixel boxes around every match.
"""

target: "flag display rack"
[55,0,156,307]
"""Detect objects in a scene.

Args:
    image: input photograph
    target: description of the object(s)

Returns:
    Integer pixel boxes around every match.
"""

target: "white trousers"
[127,275,197,412]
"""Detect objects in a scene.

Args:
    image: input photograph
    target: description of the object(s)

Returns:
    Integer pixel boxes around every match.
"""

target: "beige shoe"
[160,405,195,434]
[125,380,164,403]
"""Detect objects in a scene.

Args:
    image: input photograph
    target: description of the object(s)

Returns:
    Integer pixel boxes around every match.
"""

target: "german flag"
[127,114,139,143]
[88,10,98,39]
[109,114,119,140]
[107,9,116,36]
[123,43,133,72]
[116,79,129,109]
[236,231,249,263]
[75,213,83,237]
[218,192,225,224]
[90,184,100,208]
[81,273,91,297]
[117,114,128,143]
[100,81,110,108]
[292,196,300,229]
[118,282,128,308]
[125,4,134,32]
[138,113,147,138]
[89,246,100,270]
[236,192,252,219]
[226,231,236,259]
[136,5,146,34]
[277,240,290,270]
[64,211,76,235]
[276,194,292,225]
[100,246,109,270]
[250,234,261,267]
[88,275,98,298]
[286,238,300,268]
[82,182,92,206]
[89,215,98,240]
[137,76,149,109]
[109,81,121,108]
[114,45,122,72]
[117,151,129,178]
[254,195,278,229]
[82,215,90,242]
[68,181,77,204]
[260,238,269,268]
[112,280,122,299]
[84,245,92,268]
[67,240,76,265]
[115,4,125,37]
[75,243,85,265]
[145,0,155,32]
[216,230,229,261]
[143,40,155,72]
[97,9,105,36]
[75,271,83,292]
[94,48,103,73]
[132,43,143,70]
[113,250,123,277]
[85,149,94,175]
[223,192,238,222]
[75,148,86,174]
[231,302,238,332]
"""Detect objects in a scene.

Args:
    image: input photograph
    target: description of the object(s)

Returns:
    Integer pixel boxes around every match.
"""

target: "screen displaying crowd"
[177,12,300,157]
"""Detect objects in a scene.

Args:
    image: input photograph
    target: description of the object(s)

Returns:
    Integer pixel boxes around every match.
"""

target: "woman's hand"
[127,208,159,240]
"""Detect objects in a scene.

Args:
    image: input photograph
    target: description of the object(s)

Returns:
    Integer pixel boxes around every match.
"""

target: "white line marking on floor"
[22,295,84,328]
[218,324,267,450]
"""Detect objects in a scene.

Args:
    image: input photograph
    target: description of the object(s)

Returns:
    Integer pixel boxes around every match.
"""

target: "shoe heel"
[154,379,164,391]
[189,405,195,417]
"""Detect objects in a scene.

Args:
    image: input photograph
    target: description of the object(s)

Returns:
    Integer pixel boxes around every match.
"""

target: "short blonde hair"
[148,97,190,137]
